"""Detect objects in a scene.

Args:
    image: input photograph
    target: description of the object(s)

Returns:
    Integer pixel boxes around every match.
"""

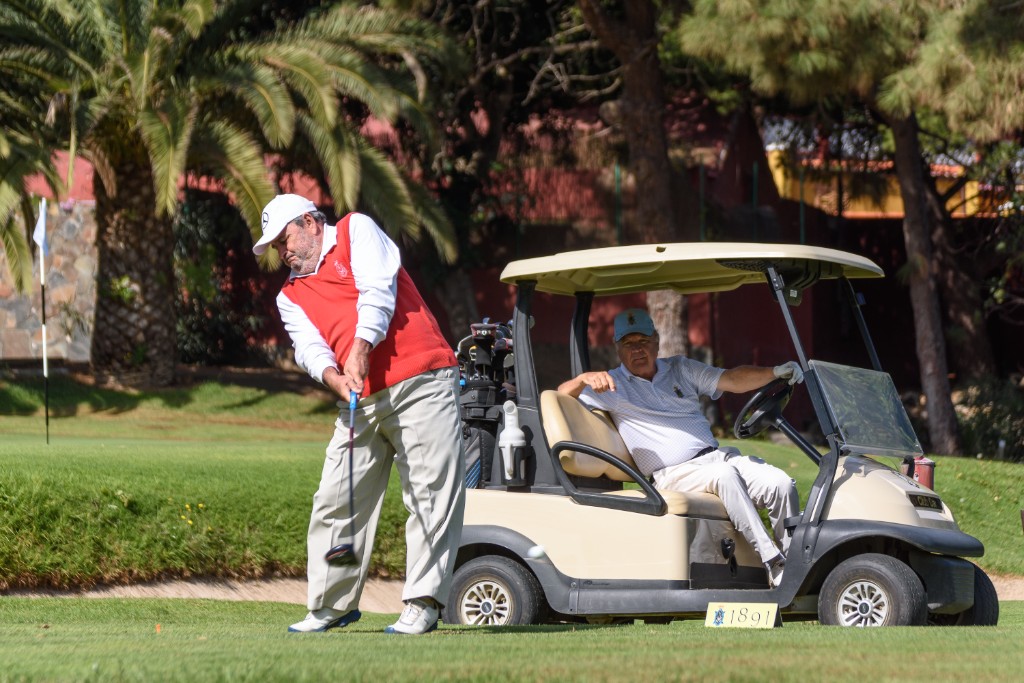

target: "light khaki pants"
[306,366,466,612]
[654,447,798,564]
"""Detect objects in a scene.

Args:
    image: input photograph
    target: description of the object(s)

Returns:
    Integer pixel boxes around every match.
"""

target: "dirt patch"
[4,577,404,613]
[990,574,1024,600]
[7,574,1022,610]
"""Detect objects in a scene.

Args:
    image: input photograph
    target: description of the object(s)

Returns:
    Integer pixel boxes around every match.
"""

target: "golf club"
[325,389,359,566]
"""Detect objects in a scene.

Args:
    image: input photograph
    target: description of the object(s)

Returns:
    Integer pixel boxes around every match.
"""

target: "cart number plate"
[704,602,779,629]
[908,493,943,510]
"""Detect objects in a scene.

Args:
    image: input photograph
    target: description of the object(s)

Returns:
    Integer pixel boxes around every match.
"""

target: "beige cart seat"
[539,390,728,519]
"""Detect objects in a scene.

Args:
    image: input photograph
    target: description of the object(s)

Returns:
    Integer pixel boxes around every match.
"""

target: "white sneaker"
[766,558,785,588]
[385,598,439,635]
[288,608,361,633]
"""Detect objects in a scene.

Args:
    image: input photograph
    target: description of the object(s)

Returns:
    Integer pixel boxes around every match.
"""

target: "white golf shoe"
[385,598,439,635]
[288,608,361,633]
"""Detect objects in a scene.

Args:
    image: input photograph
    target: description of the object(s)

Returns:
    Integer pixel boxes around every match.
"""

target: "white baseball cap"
[252,194,317,255]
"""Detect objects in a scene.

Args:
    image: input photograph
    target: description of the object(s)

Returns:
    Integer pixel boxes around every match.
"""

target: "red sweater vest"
[281,214,455,396]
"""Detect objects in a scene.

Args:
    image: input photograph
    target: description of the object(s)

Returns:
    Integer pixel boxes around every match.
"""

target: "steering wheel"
[733,378,793,439]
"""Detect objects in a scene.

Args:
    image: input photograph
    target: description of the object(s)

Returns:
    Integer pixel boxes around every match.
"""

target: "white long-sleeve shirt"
[276,213,401,385]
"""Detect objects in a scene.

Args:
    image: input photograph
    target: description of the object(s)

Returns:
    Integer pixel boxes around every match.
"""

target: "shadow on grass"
[0,365,339,418]
[0,374,145,416]
[443,623,642,634]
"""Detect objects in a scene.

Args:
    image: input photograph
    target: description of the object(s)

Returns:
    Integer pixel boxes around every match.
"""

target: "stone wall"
[0,200,97,364]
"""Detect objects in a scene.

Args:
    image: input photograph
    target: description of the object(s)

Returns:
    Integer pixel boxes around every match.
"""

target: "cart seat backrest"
[538,390,731,519]
[540,390,637,482]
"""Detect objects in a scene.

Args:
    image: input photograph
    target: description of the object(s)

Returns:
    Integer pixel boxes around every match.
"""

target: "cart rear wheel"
[443,556,544,626]
[819,554,927,627]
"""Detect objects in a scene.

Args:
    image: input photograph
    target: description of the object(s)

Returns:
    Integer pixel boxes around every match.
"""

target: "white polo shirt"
[579,356,724,476]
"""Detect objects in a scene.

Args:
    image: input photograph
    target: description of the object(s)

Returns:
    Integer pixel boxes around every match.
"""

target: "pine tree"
[675,0,1024,454]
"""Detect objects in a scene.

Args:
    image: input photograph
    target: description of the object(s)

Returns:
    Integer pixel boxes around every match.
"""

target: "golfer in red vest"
[254,194,465,635]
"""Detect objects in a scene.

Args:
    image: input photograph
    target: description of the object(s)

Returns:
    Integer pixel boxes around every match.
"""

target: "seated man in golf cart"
[557,308,802,587]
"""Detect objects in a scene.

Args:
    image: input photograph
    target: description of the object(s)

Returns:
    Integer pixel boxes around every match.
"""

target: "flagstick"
[39,242,49,445]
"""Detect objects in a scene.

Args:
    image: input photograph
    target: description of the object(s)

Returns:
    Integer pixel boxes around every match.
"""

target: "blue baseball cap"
[613,308,656,342]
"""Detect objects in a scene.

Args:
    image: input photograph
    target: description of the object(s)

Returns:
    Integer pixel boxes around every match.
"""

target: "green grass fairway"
[0,435,416,587]
[3,370,1024,683]
[2,369,1023,588]
[1,598,1022,682]
[0,371,334,442]
[3,431,1021,589]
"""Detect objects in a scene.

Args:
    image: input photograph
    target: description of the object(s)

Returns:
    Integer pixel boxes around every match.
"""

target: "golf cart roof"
[500,242,884,296]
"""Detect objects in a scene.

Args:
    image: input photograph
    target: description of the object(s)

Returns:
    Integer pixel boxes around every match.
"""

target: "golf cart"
[444,242,999,627]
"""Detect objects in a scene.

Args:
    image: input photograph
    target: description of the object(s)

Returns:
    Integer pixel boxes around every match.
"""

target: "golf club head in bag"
[326,390,360,567]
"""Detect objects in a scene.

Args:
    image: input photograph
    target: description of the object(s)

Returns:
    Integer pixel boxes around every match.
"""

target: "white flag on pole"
[33,197,49,256]
[34,197,49,385]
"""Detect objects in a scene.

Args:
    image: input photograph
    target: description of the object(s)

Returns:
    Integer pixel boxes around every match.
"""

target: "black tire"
[642,616,674,625]
[818,554,927,627]
[930,563,1000,626]
[443,555,544,626]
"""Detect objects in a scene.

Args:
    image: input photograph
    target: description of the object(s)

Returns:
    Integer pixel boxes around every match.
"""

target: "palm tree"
[0,0,460,386]
[0,87,64,293]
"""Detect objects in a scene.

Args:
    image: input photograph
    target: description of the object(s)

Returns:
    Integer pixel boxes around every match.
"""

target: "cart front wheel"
[819,554,927,627]
[929,563,999,626]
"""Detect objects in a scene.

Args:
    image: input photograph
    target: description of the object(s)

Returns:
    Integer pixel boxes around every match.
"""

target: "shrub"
[173,191,286,366]
[957,378,1024,462]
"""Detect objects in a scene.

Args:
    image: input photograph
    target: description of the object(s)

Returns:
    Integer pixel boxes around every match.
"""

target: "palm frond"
[159,0,214,39]
[316,45,400,122]
[78,136,115,199]
[352,142,456,264]
[196,61,296,147]
[0,27,103,90]
[114,0,157,59]
[138,99,198,216]
[0,210,33,294]
[194,119,276,245]
[352,142,417,240]
[258,44,338,127]
[0,133,63,292]
[256,24,403,122]
[296,112,361,212]
[315,4,461,67]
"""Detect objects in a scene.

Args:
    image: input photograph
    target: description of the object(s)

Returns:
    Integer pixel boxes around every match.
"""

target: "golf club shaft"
[324,390,361,566]
[347,390,357,548]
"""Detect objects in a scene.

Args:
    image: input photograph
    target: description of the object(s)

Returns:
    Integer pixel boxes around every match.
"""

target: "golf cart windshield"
[809,360,923,458]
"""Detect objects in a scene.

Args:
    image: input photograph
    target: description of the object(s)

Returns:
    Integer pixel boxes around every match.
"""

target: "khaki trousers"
[306,366,466,612]
[654,447,798,564]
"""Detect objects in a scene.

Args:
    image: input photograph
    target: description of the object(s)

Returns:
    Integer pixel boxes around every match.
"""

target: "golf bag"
[455,319,515,488]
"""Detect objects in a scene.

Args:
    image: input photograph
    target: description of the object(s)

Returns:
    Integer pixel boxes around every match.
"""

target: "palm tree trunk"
[887,112,960,454]
[90,150,177,388]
